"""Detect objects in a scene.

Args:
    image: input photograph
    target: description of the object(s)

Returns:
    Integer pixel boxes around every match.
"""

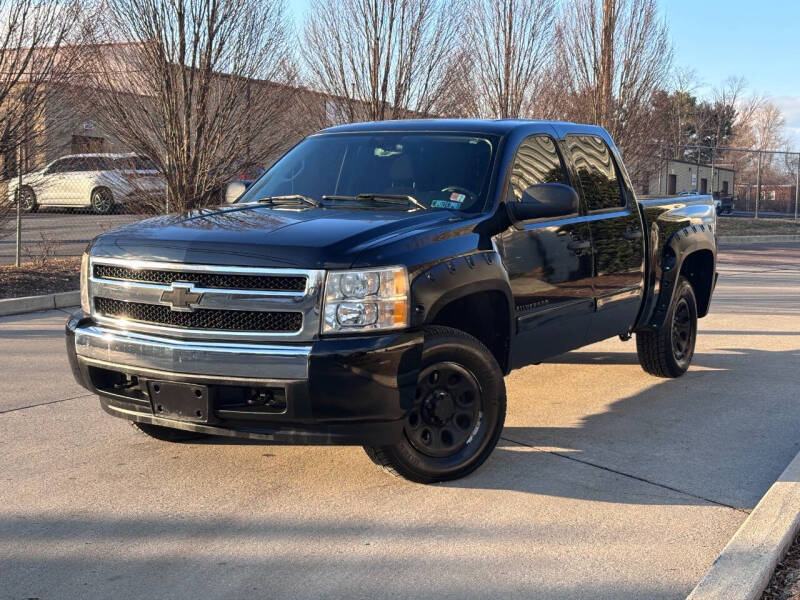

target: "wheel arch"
[411,252,514,373]
[90,184,114,199]
[679,248,715,317]
[636,225,716,330]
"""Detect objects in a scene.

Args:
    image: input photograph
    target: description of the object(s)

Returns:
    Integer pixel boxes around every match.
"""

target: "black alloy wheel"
[671,297,695,365]
[406,362,483,458]
[363,326,506,483]
[636,276,698,378]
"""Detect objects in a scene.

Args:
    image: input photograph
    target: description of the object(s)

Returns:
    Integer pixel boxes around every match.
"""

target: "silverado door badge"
[160,283,203,312]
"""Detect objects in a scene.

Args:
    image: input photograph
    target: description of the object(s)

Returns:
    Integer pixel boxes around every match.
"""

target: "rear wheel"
[364,326,506,483]
[636,276,698,378]
[91,187,114,214]
[131,421,208,442]
[18,187,37,213]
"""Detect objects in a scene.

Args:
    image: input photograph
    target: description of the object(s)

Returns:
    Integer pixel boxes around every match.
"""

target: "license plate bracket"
[148,380,210,423]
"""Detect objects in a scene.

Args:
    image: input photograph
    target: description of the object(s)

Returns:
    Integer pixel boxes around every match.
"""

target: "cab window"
[565,135,624,211]
[508,135,570,203]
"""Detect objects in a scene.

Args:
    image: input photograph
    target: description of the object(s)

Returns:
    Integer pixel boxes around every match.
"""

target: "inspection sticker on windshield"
[449,192,466,203]
[431,199,463,210]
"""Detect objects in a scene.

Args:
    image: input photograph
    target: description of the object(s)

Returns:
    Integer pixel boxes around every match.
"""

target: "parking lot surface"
[0,213,140,264]
[2,244,799,599]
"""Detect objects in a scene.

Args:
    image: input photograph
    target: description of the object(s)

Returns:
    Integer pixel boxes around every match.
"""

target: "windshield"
[238,132,498,212]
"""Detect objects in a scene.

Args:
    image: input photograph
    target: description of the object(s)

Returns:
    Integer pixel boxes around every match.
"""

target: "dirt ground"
[762,534,800,600]
[0,257,80,299]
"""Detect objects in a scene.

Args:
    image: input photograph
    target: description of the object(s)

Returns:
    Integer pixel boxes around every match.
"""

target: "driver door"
[498,133,595,367]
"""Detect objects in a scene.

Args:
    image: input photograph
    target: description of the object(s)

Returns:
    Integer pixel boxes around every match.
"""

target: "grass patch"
[717,217,800,236]
[0,257,80,299]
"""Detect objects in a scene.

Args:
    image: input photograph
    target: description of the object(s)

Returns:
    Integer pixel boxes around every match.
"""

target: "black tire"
[636,276,698,378]
[363,326,506,483]
[131,421,208,442]
[18,187,37,213]
[91,187,114,214]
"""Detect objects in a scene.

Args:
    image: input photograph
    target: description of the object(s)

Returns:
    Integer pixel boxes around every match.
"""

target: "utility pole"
[599,0,616,130]
[696,149,701,193]
[15,144,23,267]
[755,150,762,219]
[710,147,715,196]
[795,153,799,221]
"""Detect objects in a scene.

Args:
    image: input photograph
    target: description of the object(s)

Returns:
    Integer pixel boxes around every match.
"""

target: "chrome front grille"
[88,258,324,342]
[93,264,307,292]
[94,297,303,332]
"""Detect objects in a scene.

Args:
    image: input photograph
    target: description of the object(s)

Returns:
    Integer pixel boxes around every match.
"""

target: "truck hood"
[90,203,472,269]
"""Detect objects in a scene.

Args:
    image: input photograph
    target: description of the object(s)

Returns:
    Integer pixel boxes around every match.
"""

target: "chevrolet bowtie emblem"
[160,283,203,312]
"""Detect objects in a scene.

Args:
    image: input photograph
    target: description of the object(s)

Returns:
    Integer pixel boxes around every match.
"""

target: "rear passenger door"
[499,133,595,367]
[562,134,645,342]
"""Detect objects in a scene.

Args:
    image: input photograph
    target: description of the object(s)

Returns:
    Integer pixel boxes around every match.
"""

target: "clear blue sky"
[286,0,800,145]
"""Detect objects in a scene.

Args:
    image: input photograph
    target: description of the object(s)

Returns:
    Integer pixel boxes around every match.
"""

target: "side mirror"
[508,183,579,222]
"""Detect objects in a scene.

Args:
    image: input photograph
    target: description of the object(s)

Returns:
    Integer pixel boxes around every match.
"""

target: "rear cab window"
[565,135,625,211]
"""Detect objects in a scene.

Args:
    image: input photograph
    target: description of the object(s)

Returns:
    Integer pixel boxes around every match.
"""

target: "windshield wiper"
[257,194,320,207]
[322,193,427,210]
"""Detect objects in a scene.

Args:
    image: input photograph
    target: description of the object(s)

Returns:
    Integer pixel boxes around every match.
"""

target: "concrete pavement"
[1,244,799,599]
[0,212,140,264]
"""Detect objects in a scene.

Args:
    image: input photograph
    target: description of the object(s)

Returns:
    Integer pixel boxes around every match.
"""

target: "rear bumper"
[66,312,423,445]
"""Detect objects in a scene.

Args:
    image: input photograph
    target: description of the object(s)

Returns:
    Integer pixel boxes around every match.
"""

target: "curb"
[718,234,800,244]
[0,290,79,317]
[687,449,800,600]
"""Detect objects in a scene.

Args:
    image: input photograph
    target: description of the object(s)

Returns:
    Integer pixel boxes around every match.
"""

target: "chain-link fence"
[0,150,259,266]
[4,139,799,267]
[629,144,800,219]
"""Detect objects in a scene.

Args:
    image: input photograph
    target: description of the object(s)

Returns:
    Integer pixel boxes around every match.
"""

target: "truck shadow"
[447,345,800,511]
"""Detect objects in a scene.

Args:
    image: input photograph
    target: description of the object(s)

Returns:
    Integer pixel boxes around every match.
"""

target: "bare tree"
[302,0,465,124]
[467,0,556,118]
[87,0,298,213]
[554,0,672,155]
[0,0,83,233]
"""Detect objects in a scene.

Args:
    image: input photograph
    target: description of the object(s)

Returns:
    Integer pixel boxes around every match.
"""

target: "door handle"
[623,229,642,240]
[567,240,591,251]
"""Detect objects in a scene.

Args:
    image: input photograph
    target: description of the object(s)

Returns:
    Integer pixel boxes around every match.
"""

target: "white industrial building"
[645,158,735,197]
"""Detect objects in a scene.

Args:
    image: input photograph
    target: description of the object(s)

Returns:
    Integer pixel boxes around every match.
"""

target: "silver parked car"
[7,153,166,214]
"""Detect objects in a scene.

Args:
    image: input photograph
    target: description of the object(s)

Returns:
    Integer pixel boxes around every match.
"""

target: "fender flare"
[636,223,716,331]
[410,250,515,332]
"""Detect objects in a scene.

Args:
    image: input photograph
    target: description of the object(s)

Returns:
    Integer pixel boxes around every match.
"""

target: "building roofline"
[665,157,735,172]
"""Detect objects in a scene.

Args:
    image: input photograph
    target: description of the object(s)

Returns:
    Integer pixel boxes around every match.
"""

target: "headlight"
[322,266,409,334]
[80,252,91,313]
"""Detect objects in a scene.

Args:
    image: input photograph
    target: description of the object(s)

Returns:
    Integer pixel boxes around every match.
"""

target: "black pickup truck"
[66,119,717,483]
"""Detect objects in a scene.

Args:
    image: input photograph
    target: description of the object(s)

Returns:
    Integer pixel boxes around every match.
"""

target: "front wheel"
[91,187,115,214]
[636,276,698,378]
[364,326,506,483]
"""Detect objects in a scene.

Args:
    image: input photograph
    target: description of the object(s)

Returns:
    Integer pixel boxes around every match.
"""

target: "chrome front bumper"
[74,324,311,380]
[66,313,422,444]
